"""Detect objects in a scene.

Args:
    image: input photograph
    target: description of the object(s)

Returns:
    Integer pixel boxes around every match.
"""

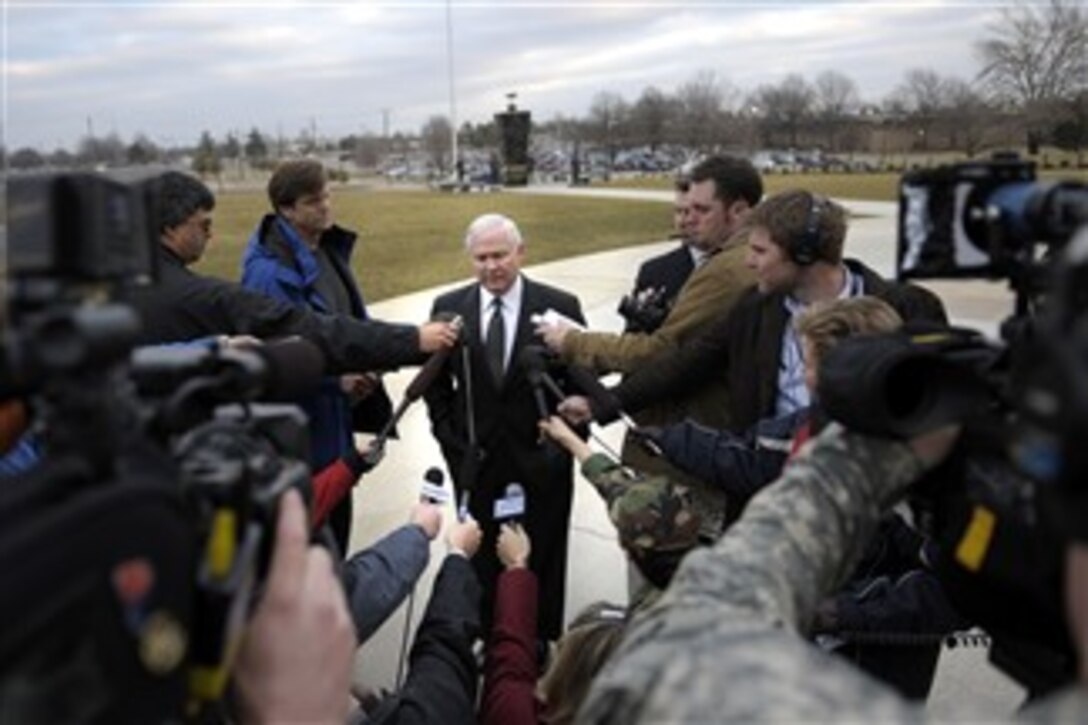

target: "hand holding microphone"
[365,316,463,466]
[418,319,460,353]
[410,467,449,540]
[497,523,531,570]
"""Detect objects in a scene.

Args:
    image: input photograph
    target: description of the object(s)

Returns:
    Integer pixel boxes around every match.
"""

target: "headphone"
[791,193,827,266]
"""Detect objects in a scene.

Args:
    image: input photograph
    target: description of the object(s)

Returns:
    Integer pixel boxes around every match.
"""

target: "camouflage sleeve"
[580,453,633,505]
[578,425,927,723]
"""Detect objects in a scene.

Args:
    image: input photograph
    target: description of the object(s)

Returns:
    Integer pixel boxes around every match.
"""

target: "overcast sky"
[4,0,1012,151]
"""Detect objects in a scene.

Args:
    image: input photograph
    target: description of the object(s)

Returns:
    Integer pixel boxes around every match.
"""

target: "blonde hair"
[538,602,626,725]
[795,296,903,363]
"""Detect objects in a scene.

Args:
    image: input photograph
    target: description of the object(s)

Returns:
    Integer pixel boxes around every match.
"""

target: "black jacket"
[125,246,423,374]
[624,244,695,333]
[612,259,948,432]
[366,554,482,725]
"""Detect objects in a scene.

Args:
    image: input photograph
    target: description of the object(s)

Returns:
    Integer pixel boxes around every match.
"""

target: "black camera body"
[0,172,320,720]
[819,154,1088,694]
[617,285,672,333]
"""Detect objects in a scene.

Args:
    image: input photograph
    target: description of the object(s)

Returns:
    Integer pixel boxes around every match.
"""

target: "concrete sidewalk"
[348,189,1023,716]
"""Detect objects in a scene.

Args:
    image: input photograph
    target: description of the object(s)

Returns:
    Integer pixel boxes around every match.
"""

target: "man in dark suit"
[621,178,698,333]
[424,213,585,641]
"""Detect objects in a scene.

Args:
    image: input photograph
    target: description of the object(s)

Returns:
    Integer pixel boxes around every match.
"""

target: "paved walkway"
[349,187,1024,716]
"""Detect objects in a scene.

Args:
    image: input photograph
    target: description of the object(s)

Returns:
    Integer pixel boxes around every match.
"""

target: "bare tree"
[753,74,814,149]
[888,68,948,151]
[420,115,453,174]
[975,0,1088,151]
[629,86,673,152]
[674,70,732,154]
[586,91,630,167]
[814,70,859,152]
[1051,89,1088,166]
[942,78,991,157]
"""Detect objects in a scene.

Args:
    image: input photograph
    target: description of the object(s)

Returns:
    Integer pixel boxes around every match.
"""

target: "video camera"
[0,172,321,721]
[818,153,1088,695]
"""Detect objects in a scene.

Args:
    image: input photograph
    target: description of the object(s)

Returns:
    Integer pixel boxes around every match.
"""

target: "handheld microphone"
[565,363,661,457]
[404,315,463,402]
[419,467,450,505]
[519,346,551,421]
[493,482,526,523]
[365,316,463,466]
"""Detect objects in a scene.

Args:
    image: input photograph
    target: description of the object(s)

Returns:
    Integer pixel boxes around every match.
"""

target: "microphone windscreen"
[420,466,449,503]
[257,337,326,400]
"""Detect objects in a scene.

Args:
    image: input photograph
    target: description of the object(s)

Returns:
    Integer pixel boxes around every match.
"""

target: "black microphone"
[364,316,463,467]
[404,315,463,402]
[565,363,661,457]
[419,467,449,505]
[565,363,624,424]
[519,346,551,421]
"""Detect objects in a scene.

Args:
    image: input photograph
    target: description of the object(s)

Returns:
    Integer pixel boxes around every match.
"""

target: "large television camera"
[818,154,1088,695]
[0,172,323,721]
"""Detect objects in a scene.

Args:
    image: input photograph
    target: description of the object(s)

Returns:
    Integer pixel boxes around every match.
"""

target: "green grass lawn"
[196,188,672,302]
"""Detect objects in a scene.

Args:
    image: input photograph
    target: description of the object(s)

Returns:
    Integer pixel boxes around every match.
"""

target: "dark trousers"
[458,450,573,642]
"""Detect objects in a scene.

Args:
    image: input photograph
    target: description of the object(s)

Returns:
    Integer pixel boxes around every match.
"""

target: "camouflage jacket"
[578,425,929,722]
[576,425,1088,722]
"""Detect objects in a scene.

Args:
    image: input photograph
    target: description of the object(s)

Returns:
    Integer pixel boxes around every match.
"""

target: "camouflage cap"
[606,475,702,555]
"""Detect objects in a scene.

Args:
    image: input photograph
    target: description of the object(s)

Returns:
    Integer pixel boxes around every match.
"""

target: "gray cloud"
[4,0,1002,150]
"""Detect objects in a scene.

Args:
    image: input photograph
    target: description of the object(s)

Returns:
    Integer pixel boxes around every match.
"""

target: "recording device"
[617,285,671,333]
[493,482,527,522]
[0,171,319,720]
[419,467,450,505]
[819,153,1088,694]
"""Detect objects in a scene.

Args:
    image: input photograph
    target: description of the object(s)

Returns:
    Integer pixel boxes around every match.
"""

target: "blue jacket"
[653,407,809,503]
[240,215,393,468]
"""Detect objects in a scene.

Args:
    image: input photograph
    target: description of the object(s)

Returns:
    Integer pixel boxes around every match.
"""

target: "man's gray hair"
[464,213,523,250]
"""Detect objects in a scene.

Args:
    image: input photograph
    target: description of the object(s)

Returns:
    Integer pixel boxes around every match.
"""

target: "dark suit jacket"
[425,276,585,485]
[625,243,695,332]
[424,275,584,640]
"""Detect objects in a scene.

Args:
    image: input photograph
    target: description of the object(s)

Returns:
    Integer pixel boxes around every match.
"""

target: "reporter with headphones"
[581,189,948,445]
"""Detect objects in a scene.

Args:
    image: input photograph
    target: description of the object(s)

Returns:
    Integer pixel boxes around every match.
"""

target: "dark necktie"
[486,296,506,385]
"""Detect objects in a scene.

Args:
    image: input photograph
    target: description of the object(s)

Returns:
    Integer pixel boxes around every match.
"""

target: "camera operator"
[124,171,457,373]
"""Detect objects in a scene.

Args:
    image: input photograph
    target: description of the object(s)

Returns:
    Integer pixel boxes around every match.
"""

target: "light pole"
[445,0,458,177]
